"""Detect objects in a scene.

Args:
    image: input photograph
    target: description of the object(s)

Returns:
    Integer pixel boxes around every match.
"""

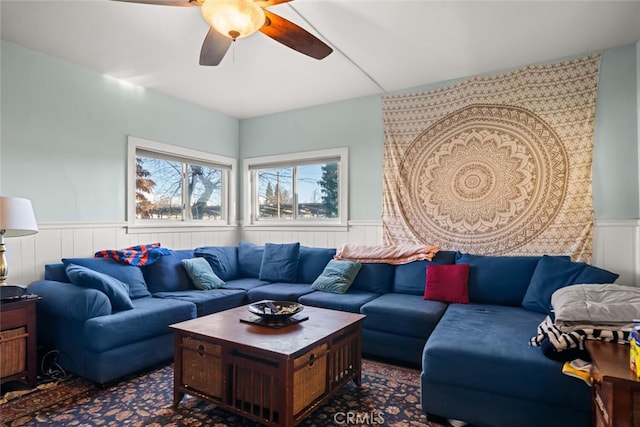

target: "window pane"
[136,156,183,220]
[297,163,338,219]
[187,164,223,220]
[257,167,293,219]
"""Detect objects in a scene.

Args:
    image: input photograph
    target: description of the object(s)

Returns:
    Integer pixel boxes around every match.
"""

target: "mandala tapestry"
[382,54,601,261]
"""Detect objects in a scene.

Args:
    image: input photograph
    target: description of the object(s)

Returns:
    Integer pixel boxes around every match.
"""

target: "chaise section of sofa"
[422,303,591,427]
[420,253,620,427]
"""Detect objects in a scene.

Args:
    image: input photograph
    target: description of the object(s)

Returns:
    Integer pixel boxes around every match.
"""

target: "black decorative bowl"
[248,300,304,320]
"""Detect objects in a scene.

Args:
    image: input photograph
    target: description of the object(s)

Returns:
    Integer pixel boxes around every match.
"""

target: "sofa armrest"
[28,280,112,322]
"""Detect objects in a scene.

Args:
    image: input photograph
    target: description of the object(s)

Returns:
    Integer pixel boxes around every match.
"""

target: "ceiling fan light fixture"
[201,0,265,41]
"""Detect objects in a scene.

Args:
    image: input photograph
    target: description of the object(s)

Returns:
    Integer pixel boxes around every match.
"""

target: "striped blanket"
[95,242,170,266]
[530,315,630,352]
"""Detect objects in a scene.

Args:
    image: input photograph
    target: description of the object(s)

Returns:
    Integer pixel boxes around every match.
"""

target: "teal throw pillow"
[181,257,225,290]
[259,242,300,283]
[311,260,362,294]
[65,263,134,311]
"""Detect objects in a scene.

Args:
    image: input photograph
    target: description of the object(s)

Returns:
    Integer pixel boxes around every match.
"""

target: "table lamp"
[0,196,39,286]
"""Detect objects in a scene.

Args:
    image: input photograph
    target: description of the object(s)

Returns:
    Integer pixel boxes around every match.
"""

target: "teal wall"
[593,45,639,219]
[0,40,239,222]
[241,44,640,221]
[1,40,638,223]
[239,96,384,221]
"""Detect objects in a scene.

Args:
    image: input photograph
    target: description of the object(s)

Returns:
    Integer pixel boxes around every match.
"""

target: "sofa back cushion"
[259,242,300,283]
[62,257,151,299]
[393,250,456,295]
[522,255,620,314]
[65,263,134,311]
[45,263,71,283]
[456,253,569,306]
[351,263,395,294]
[194,246,239,281]
[141,249,195,293]
[238,241,264,278]
[297,246,336,284]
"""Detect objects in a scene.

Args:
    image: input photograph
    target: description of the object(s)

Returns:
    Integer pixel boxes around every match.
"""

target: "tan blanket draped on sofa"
[334,243,440,264]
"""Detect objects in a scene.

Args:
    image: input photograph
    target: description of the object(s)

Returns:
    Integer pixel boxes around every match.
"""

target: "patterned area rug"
[0,359,451,427]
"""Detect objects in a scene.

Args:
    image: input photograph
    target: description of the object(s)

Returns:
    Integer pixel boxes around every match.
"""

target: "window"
[127,136,236,230]
[244,148,348,227]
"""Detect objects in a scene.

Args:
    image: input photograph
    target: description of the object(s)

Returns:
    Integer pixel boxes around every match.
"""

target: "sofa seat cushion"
[298,290,380,313]
[222,278,270,291]
[153,289,246,317]
[360,293,447,339]
[83,297,196,353]
[246,283,315,303]
[423,304,589,411]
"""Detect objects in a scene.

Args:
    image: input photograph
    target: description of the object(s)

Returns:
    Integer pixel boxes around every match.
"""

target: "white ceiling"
[2,0,640,119]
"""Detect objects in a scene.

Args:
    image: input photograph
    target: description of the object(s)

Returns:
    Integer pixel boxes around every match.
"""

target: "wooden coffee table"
[170,304,365,427]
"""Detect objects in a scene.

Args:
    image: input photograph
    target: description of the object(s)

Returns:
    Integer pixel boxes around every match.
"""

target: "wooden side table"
[586,340,640,427]
[0,296,40,385]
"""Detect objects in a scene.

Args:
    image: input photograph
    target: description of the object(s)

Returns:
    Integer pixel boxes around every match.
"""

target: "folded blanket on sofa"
[551,283,640,331]
[334,243,439,264]
[531,283,637,354]
[95,242,170,266]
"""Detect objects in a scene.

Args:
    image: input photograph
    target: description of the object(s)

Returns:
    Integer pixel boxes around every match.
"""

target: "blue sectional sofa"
[28,241,619,427]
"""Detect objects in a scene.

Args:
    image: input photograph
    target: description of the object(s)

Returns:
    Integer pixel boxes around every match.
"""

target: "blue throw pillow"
[259,242,300,283]
[62,257,150,299]
[181,258,225,290]
[238,241,264,278]
[522,255,619,314]
[311,260,362,294]
[65,263,134,311]
[194,246,239,281]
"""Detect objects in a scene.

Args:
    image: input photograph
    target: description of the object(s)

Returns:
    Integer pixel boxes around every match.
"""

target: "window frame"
[243,148,348,229]
[127,136,237,232]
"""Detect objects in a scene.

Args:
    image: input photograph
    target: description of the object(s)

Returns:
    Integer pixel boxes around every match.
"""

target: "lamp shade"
[0,197,38,237]
[201,0,265,40]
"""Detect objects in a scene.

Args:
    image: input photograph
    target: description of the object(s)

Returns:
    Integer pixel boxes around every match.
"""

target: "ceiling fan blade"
[200,28,233,66]
[260,10,332,60]
[111,0,197,6]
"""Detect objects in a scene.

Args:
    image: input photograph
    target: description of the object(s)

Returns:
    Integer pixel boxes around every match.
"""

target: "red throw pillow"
[424,264,470,304]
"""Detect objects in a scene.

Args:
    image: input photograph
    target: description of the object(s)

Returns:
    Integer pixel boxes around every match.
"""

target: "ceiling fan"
[113,0,333,66]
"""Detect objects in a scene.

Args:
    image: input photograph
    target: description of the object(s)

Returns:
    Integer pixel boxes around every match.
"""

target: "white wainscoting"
[4,219,639,288]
